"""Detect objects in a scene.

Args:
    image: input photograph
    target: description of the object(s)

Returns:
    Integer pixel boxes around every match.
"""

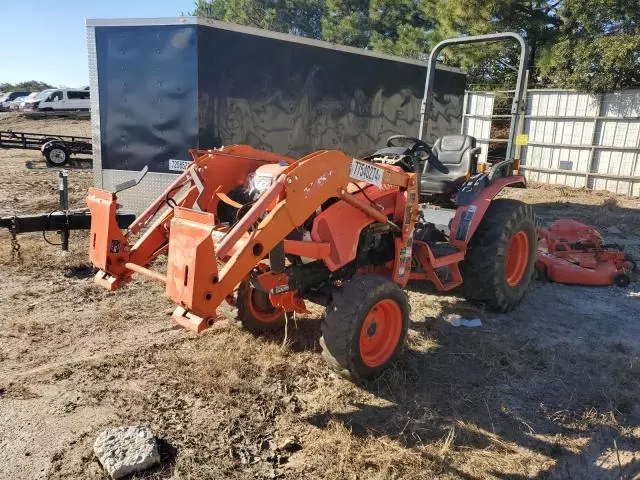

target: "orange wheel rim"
[505,230,529,287]
[248,289,282,323]
[359,299,402,368]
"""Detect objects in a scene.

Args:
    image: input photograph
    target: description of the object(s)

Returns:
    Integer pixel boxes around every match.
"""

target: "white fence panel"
[602,91,640,117]
[462,91,493,162]
[463,89,640,196]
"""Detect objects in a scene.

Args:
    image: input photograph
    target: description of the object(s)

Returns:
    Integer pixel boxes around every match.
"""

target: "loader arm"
[88,145,295,289]
[167,150,417,331]
[88,146,418,332]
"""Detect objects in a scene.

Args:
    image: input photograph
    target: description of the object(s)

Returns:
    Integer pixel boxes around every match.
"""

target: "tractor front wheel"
[320,275,409,382]
[237,281,285,332]
[461,199,537,312]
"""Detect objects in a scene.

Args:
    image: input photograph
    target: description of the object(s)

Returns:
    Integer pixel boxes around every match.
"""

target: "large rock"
[93,425,160,479]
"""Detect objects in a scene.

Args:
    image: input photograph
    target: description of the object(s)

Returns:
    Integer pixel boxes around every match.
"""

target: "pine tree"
[190,0,640,92]
[191,0,325,39]
[541,0,639,92]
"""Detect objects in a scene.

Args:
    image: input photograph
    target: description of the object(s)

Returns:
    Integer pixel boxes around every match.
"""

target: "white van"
[23,88,90,112]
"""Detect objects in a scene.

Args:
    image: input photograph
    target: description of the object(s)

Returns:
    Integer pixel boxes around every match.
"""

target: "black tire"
[461,199,537,312]
[320,275,410,382]
[44,145,70,167]
[236,281,285,332]
[614,274,630,288]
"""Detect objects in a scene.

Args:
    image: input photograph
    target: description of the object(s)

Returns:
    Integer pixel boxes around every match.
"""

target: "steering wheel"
[386,135,432,156]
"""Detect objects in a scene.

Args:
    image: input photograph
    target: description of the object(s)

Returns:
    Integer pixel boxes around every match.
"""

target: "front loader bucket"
[166,207,219,332]
[87,187,130,289]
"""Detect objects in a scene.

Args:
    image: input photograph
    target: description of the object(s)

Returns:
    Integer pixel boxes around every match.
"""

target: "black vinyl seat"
[421,135,480,194]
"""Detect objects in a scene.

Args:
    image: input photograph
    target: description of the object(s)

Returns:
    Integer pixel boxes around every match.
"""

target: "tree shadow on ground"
[297,293,640,479]
[528,200,640,241]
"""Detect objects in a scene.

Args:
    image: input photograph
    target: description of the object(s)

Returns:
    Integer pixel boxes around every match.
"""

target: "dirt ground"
[1,114,640,480]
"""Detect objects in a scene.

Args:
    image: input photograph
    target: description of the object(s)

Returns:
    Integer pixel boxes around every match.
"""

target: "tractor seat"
[421,135,480,194]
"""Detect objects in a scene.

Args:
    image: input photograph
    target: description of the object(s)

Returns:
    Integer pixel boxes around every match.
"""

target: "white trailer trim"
[86,24,102,188]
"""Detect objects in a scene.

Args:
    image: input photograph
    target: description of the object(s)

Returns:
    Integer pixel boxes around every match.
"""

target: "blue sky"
[1,0,194,87]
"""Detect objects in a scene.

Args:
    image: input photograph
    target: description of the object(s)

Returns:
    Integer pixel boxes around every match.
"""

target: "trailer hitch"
[0,210,134,234]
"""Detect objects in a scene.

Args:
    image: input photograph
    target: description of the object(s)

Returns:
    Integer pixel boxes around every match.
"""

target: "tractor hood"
[248,162,290,195]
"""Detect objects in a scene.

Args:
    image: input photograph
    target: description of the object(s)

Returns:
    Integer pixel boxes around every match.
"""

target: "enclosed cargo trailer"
[87,17,466,212]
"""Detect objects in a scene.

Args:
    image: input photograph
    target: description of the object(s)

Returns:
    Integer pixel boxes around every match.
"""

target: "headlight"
[248,174,274,194]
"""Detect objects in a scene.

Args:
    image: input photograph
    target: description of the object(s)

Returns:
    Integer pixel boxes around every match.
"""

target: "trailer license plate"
[169,159,192,172]
[350,159,384,187]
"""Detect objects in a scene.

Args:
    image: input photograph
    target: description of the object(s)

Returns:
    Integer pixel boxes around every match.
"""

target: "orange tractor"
[87,33,537,380]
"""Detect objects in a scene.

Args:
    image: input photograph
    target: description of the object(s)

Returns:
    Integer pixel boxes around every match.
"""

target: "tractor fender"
[311,186,401,271]
[449,175,526,249]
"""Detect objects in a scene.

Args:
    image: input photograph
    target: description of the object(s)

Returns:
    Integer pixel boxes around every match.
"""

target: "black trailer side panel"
[429,73,466,144]
[95,25,199,172]
[93,20,465,176]
[197,26,464,159]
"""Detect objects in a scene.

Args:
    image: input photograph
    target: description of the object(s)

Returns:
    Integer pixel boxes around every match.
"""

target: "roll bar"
[418,32,530,162]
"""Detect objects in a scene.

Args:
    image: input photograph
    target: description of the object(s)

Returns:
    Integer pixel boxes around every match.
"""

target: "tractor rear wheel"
[461,199,537,312]
[320,275,409,382]
[237,281,285,332]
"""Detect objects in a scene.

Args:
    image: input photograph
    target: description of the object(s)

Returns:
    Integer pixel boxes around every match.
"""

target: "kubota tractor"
[86,33,536,380]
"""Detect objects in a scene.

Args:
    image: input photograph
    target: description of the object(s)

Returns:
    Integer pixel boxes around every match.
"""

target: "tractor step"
[429,242,461,259]
[411,241,464,290]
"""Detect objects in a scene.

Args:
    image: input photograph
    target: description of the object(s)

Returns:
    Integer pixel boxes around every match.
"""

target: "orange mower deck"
[536,219,635,287]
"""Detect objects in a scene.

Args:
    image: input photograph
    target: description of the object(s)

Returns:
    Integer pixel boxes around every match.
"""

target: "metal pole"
[585,94,604,188]
[58,170,69,251]
[460,91,469,135]
[418,32,529,163]
[513,69,530,170]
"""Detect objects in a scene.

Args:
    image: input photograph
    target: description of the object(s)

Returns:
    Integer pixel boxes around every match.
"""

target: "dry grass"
[1,116,640,478]
[505,182,640,239]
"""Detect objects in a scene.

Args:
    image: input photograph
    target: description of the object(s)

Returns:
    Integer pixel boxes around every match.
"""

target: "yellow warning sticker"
[515,134,529,146]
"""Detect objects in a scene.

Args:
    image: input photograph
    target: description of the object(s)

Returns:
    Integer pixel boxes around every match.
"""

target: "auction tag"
[515,134,529,146]
[350,159,384,187]
[169,159,192,172]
